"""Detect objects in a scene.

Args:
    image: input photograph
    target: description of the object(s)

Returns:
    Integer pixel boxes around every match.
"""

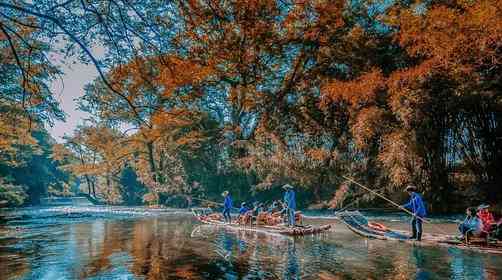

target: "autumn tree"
[321,0,502,211]
[73,54,215,204]
[38,0,502,211]
[0,13,69,206]
[0,15,63,164]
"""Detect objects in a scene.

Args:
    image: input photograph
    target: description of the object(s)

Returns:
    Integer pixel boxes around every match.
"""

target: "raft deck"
[192,208,332,236]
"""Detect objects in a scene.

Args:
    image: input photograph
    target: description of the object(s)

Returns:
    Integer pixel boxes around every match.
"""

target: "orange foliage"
[320,69,385,109]
[393,0,501,72]
[316,0,502,191]
[306,148,330,162]
[108,54,213,107]
[329,182,350,209]
[350,107,386,150]
[53,0,501,206]
[0,110,40,165]
[378,131,423,188]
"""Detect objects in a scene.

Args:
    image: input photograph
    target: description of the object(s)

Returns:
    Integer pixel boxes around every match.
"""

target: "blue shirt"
[284,190,296,210]
[224,196,232,210]
[239,206,249,214]
[403,192,427,217]
[462,216,482,234]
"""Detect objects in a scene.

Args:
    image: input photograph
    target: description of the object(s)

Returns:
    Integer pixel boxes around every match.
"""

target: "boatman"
[283,184,296,227]
[402,185,427,241]
[222,191,232,223]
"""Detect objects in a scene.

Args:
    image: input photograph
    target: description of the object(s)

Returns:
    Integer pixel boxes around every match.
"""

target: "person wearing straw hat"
[477,204,495,233]
[282,184,296,227]
[222,191,232,223]
[402,185,427,241]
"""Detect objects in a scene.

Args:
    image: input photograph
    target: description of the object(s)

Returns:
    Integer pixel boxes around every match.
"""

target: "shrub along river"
[0,206,501,279]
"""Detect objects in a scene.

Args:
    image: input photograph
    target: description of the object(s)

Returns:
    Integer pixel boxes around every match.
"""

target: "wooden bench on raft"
[237,211,304,226]
[465,221,502,246]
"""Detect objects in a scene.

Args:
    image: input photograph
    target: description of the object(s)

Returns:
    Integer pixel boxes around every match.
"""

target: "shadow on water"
[1,206,501,279]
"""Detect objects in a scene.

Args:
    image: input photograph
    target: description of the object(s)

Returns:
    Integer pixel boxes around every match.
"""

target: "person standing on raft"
[402,185,427,241]
[283,184,296,227]
[222,191,232,223]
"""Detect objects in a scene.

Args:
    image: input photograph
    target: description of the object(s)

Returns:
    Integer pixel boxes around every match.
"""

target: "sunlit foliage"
[0,0,500,210]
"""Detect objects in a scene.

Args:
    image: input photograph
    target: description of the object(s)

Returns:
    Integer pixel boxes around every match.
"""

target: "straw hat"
[282,184,294,190]
[221,191,229,196]
[405,185,417,192]
[477,204,490,210]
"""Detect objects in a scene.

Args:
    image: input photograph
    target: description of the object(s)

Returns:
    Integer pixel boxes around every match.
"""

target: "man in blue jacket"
[283,184,296,227]
[222,191,232,223]
[402,185,427,241]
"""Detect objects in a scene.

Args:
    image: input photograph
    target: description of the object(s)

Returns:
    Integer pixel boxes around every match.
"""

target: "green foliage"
[0,180,28,207]
[119,166,147,206]
[0,129,71,206]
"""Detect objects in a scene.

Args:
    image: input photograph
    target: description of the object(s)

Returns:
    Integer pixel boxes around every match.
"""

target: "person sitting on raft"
[477,204,495,233]
[246,202,261,225]
[268,200,279,213]
[252,202,264,216]
[237,202,251,225]
[222,191,232,223]
[402,185,427,241]
[272,200,287,214]
[458,207,482,239]
[239,202,249,217]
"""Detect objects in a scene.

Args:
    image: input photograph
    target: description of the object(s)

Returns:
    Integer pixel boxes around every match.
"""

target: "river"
[0,206,501,279]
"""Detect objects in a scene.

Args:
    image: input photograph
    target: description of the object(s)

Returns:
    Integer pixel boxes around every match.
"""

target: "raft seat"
[465,233,489,246]
[465,221,502,246]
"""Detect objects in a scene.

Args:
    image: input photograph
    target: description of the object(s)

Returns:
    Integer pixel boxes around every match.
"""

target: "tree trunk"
[106,175,111,201]
[92,178,96,198]
[146,141,157,182]
[84,175,92,196]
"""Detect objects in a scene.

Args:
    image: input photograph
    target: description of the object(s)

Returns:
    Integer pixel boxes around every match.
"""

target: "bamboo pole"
[341,175,450,235]
[191,197,240,210]
[191,197,223,206]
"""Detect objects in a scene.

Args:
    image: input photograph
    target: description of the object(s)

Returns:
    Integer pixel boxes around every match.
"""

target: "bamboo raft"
[337,211,502,255]
[191,208,332,236]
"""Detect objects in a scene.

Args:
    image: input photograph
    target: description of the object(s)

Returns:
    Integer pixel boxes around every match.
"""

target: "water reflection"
[282,239,300,280]
[412,246,432,280]
[1,208,502,279]
[447,247,502,280]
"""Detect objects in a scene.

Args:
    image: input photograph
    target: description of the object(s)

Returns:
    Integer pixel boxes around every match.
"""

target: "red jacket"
[478,209,495,232]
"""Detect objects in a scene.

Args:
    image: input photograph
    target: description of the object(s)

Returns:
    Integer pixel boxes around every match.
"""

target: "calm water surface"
[0,206,501,280]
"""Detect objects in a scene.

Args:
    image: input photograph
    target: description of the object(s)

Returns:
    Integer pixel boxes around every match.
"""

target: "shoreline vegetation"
[0,0,501,217]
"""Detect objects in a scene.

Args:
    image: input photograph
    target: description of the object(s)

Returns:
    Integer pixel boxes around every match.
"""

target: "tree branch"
[0,2,147,126]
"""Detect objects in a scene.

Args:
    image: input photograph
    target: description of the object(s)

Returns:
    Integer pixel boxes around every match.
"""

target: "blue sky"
[47,45,107,142]
[48,59,96,142]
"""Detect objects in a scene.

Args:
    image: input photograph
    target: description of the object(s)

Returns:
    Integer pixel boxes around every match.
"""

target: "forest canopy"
[0,0,500,212]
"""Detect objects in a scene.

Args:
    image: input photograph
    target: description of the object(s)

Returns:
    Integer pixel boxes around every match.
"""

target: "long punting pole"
[191,197,223,206]
[191,197,240,210]
[341,175,450,235]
